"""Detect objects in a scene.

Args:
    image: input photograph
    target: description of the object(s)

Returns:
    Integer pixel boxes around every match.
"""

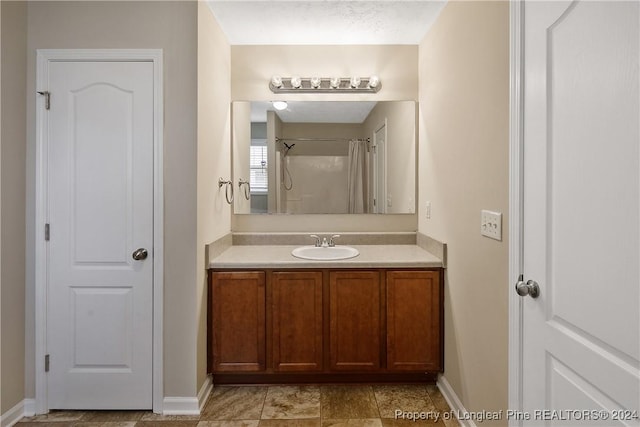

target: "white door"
[47,61,154,409]
[522,1,639,425]
[372,124,386,214]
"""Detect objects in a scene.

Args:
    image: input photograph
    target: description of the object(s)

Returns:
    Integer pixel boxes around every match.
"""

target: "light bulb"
[368,75,380,89]
[350,76,361,88]
[271,76,283,88]
[272,101,288,111]
[310,77,321,89]
[330,77,341,89]
[290,76,302,89]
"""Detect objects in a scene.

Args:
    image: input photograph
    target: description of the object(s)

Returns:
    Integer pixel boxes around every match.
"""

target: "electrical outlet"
[425,201,431,219]
[481,210,502,241]
[387,194,392,208]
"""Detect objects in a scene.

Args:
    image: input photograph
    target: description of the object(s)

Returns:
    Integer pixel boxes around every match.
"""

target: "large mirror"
[232,101,416,214]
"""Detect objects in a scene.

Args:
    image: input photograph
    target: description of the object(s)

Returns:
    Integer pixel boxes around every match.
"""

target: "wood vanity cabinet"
[272,271,323,372]
[209,271,266,372]
[386,270,442,371]
[208,268,443,382]
[329,271,381,371]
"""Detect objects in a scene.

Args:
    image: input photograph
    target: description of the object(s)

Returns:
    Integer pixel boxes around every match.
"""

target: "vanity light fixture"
[272,101,288,110]
[271,75,283,89]
[368,75,380,89]
[269,76,382,93]
[310,77,321,89]
[290,76,302,89]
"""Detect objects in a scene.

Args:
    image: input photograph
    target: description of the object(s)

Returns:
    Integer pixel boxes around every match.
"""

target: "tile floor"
[18,384,460,427]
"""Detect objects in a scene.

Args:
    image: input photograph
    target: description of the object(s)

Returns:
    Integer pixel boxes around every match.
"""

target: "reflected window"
[250,140,267,193]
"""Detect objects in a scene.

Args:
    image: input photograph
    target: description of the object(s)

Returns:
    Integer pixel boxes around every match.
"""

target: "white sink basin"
[291,245,360,261]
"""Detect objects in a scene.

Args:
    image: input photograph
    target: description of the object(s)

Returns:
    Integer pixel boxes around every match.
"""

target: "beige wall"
[232,101,251,214]
[25,1,199,398]
[282,123,360,156]
[231,45,419,232]
[418,1,509,424]
[231,45,418,102]
[266,111,282,214]
[196,2,231,391]
[1,0,27,414]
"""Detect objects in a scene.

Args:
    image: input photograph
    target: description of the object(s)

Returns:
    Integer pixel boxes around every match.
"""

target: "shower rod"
[276,137,370,143]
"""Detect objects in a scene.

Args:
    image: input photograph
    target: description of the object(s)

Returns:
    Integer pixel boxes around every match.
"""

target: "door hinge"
[45,223,50,241]
[37,91,50,110]
[45,354,50,372]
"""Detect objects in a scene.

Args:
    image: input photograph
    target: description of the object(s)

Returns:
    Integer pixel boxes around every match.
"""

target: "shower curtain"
[347,139,368,213]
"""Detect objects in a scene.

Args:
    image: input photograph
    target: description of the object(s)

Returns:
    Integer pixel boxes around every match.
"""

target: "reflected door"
[372,123,387,213]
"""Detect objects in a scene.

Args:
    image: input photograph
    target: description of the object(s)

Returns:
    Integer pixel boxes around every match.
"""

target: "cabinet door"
[272,271,323,371]
[386,270,442,371]
[329,271,381,371]
[211,271,266,372]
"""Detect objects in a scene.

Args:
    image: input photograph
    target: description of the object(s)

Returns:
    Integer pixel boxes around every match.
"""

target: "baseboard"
[162,397,200,415]
[1,399,32,427]
[23,400,35,418]
[437,376,478,427]
[163,377,212,416]
[197,375,213,411]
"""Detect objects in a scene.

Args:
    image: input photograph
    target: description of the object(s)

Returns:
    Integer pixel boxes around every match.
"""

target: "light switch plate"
[425,201,431,219]
[481,210,502,241]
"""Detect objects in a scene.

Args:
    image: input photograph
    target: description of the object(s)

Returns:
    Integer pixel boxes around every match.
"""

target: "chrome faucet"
[309,234,321,247]
[310,234,341,247]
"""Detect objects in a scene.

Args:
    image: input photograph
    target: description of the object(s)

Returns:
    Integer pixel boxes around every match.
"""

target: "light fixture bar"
[269,77,381,93]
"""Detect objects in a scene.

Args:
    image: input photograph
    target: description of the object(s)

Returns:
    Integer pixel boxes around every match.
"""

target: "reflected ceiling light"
[268,76,381,93]
[272,101,288,110]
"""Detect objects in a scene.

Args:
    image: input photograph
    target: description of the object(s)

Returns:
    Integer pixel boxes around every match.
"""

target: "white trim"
[162,376,212,416]
[34,49,164,415]
[198,375,214,411]
[1,399,31,427]
[0,401,24,427]
[23,399,35,418]
[162,398,200,416]
[508,2,525,426]
[437,376,477,427]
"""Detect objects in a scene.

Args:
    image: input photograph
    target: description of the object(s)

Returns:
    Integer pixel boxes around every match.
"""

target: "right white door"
[523,1,639,425]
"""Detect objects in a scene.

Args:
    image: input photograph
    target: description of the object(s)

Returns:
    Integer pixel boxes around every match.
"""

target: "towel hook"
[218,178,234,204]
[238,179,251,200]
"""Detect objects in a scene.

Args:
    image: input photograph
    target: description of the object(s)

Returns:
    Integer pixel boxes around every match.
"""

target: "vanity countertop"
[208,244,443,269]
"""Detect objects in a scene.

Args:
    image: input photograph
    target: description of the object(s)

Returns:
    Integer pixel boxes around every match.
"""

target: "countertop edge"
[207,244,444,269]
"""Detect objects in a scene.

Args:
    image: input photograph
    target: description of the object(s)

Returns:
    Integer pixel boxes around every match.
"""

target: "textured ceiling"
[207,1,447,45]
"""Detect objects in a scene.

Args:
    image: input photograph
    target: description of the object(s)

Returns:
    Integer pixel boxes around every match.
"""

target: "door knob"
[132,248,148,261]
[515,277,540,298]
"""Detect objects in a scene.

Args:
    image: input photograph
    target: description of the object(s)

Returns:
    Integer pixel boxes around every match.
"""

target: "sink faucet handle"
[309,234,321,247]
[329,234,341,247]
